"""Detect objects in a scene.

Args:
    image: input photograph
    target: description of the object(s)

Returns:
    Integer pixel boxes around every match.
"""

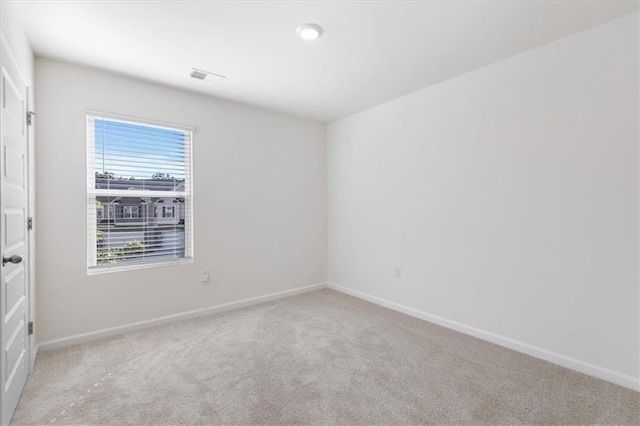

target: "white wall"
[35,58,327,342]
[328,11,639,387]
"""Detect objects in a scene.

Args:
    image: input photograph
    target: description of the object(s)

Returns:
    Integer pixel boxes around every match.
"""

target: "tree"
[96,201,104,245]
[152,172,173,180]
[95,171,135,181]
[95,171,116,179]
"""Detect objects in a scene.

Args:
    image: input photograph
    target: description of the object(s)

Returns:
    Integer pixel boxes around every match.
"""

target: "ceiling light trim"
[296,23,323,41]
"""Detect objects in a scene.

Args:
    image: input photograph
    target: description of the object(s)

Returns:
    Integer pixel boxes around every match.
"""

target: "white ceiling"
[14,1,638,123]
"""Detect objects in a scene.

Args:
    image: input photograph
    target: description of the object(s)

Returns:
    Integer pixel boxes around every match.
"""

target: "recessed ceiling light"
[296,23,323,41]
[190,68,226,83]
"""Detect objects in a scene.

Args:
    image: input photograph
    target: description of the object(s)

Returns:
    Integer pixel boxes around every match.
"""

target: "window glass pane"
[88,116,191,270]
[94,119,186,191]
[95,195,186,266]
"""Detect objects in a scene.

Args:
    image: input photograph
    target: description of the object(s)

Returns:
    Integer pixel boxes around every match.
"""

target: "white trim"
[327,282,640,392]
[86,113,193,270]
[184,127,194,260]
[636,8,640,400]
[26,84,36,375]
[35,281,640,391]
[87,257,194,276]
[38,282,327,351]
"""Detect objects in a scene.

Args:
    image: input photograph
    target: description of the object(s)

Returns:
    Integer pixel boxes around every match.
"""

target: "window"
[87,113,193,272]
[123,206,140,219]
[163,206,175,218]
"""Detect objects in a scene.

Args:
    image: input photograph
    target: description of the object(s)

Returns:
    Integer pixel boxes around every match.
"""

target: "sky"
[94,118,187,181]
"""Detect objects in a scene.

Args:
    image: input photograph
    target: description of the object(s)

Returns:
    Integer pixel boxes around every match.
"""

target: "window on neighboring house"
[163,206,175,218]
[123,206,140,219]
[87,113,193,273]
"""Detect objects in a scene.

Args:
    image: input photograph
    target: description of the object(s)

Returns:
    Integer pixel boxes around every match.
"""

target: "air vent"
[190,68,226,82]
[190,69,207,80]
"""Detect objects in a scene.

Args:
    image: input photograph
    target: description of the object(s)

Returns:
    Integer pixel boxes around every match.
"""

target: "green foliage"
[97,247,124,264]
[95,171,135,181]
[97,240,146,264]
[122,240,145,257]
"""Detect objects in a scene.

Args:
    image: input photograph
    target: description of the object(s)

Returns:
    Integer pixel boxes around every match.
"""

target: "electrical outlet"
[201,269,210,283]
[394,267,401,279]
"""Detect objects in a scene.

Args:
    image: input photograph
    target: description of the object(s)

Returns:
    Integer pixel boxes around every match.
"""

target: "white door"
[0,38,30,425]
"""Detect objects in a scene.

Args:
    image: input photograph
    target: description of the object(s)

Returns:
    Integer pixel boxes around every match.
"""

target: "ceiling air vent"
[190,68,226,82]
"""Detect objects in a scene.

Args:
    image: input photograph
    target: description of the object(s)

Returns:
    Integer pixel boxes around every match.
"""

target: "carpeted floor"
[13,289,639,425]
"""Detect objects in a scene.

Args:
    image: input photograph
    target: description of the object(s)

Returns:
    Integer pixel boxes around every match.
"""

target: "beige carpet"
[13,289,639,425]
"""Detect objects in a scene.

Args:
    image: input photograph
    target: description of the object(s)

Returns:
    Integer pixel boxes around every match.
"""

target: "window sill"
[87,258,193,276]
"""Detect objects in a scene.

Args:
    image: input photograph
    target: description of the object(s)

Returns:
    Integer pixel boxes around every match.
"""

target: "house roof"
[96,178,185,204]
[95,178,184,192]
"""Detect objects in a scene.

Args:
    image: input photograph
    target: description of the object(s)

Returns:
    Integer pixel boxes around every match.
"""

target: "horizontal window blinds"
[87,115,193,270]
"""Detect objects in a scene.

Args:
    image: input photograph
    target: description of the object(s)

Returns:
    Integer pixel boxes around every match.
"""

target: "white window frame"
[86,109,195,275]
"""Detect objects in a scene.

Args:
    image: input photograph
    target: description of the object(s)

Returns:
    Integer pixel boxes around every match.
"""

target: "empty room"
[0,0,638,424]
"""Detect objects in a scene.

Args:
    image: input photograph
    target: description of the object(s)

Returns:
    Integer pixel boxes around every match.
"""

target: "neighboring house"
[95,178,186,257]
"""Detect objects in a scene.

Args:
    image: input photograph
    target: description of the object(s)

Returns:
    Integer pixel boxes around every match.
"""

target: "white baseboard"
[327,282,639,392]
[35,281,640,392]
[38,282,328,352]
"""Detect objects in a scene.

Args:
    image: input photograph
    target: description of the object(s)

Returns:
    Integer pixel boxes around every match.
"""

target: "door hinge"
[28,321,34,336]
[28,217,33,230]
[26,111,36,126]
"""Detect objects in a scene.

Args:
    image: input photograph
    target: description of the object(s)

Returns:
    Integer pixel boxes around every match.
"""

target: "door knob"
[2,255,22,266]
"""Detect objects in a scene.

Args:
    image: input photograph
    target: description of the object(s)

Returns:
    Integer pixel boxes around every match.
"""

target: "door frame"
[0,21,35,377]
[26,83,35,375]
